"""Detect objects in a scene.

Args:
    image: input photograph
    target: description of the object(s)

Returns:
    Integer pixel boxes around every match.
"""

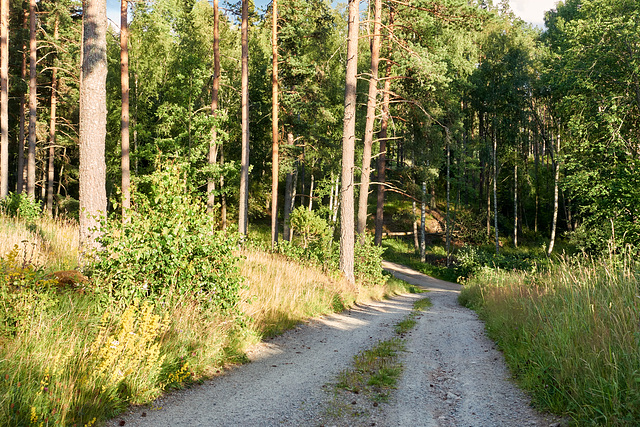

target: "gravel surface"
[106,261,561,427]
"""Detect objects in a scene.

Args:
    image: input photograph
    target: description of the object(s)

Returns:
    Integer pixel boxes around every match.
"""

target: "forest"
[0,0,638,425]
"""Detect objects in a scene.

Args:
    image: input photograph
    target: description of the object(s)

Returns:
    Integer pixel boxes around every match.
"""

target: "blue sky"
[106,0,558,30]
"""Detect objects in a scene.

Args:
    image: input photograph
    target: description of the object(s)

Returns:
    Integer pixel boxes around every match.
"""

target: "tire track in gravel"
[381,261,561,427]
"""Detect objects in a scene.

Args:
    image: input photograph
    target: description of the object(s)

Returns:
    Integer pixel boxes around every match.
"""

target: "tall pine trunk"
[208,0,220,215]
[120,0,130,218]
[339,0,359,283]
[79,0,108,254]
[493,120,499,254]
[27,0,37,197]
[17,14,27,194]
[270,0,279,247]
[356,0,381,241]
[47,15,59,215]
[374,10,393,246]
[0,0,8,198]
[238,0,250,236]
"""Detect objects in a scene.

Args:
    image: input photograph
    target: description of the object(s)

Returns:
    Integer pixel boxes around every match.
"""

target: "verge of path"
[107,262,563,427]
[105,292,424,426]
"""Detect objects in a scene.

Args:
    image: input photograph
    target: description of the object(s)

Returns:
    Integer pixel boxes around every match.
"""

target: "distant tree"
[271,0,279,247]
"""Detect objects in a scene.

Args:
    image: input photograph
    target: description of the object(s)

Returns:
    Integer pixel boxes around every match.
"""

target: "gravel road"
[106,261,561,427]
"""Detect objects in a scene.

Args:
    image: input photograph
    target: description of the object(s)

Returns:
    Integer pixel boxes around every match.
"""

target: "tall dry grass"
[0,215,78,270]
[240,250,389,337]
[459,253,640,425]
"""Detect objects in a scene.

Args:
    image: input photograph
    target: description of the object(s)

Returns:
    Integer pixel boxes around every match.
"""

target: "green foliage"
[289,206,331,250]
[0,246,58,337]
[1,193,42,223]
[92,163,242,311]
[354,234,386,286]
[460,253,640,424]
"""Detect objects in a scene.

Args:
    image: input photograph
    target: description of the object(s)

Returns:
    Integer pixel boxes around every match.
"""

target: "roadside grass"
[459,253,640,425]
[0,215,421,426]
[382,237,459,282]
[326,292,431,421]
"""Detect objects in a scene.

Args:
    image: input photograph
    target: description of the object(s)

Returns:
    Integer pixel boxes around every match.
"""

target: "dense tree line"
[0,0,637,269]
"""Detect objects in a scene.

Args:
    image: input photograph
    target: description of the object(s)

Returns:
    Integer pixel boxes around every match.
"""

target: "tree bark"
[238,0,250,236]
[120,0,130,218]
[420,181,426,263]
[283,131,297,242]
[374,10,393,246]
[208,0,220,215]
[271,0,279,248]
[446,135,451,266]
[548,132,560,255]
[47,15,60,215]
[493,121,499,254]
[356,0,381,241]
[513,161,518,248]
[79,0,108,254]
[339,0,359,283]
[0,0,8,198]
[27,0,37,198]
[17,13,27,194]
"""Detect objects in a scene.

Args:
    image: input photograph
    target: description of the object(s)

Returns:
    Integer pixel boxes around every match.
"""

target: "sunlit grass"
[0,215,78,270]
[460,253,640,424]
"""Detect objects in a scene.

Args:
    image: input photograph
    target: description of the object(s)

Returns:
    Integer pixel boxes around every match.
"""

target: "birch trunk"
[208,0,220,214]
[548,133,560,255]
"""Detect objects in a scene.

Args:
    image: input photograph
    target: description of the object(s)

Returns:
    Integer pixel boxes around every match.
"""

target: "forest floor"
[105,262,563,427]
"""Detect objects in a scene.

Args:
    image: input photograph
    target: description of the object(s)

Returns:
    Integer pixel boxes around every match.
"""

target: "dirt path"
[106,262,559,427]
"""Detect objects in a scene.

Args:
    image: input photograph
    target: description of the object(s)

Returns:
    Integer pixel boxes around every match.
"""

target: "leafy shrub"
[354,234,386,285]
[0,192,42,222]
[289,206,331,250]
[92,163,242,311]
[0,245,58,337]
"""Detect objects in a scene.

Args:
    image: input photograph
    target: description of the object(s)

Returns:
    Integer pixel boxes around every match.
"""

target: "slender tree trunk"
[308,172,314,211]
[493,121,499,254]
[79,0,108,254]
[120,0,130,218]
[238,0,250,236]
[27,0,37,198]
[332,175,340,223]
[548,132,560,255]
[220,146,227,229]
[283,132,295,241]
[47,15,60,215]
[339,0,359,283]
[420,181,426,263]
[356,0,381,241]
[374,13,393,246]
[270,0,279,248]
[208,0,220,215]
[412,200,419,251]
[514,161,518,248]
[446,135,451,266]
[17,14,27,194]
[0,0,8,198]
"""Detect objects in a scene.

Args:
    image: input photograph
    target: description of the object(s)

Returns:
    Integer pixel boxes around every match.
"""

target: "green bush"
[0,245,58,337]
[92,163,242,311]
[1,192,42,222]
